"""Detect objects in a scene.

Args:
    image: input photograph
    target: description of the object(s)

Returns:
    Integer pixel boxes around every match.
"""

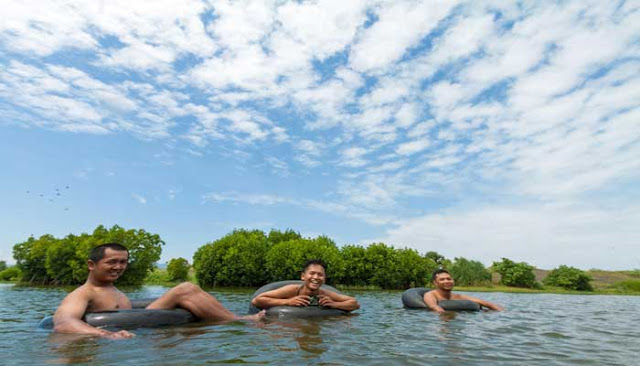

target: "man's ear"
[88,259,96,271]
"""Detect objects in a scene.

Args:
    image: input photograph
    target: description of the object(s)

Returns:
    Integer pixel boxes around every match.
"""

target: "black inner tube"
[401,287,480,311]
[248,280,350,317]
[37,298,195,330]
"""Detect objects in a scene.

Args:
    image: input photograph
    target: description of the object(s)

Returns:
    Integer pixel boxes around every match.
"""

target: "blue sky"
[1,0,639,270]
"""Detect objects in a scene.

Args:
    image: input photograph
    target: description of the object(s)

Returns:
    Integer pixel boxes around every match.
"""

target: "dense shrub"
[363,243,433,289]
[0,266,22,281]
[612,279,640,292]
[492,258,538,288]
[167,258,190,282]
[193,229,271,287]
[449,257,492,286]
[265,236,343,284]
[12,225,163,286]
[339,245,370,286]
[0,261,6,272]
[543,265,593,291]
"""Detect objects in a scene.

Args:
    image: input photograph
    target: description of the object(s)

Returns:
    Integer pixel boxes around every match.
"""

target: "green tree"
[0,260,6,272]
[340,245,370,286]
[543,265,593,291]
[449,257,491,286]
[394,248,433,288]
[267,229,303,245]
[492,258,538,288]
[0,266,22,281]
[265,236,343,284]
[13,235,57,284]
[194,229,271,287]
[167,258,190,282]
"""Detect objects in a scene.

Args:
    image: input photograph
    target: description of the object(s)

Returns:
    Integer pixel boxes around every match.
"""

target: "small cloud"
[132,193,147,205]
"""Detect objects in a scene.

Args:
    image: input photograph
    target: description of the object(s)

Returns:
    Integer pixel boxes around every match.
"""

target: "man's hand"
[101,329,135,339]
[287,295,311,307]
[317,295,337,308]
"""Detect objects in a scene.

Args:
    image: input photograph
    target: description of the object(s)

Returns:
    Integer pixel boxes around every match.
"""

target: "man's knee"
[172,282,202,298]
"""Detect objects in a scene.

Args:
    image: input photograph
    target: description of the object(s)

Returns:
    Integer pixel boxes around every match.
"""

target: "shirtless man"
[251,259,360,312]
[53,243,265,339]
[424,269,503,313]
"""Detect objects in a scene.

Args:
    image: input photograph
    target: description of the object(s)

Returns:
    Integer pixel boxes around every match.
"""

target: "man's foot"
[240,310,266,321]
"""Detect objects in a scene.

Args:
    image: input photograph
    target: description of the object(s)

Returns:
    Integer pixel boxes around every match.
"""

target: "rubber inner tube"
[401,287,480,311]
[248,280,350,317]
[37,298,195,330]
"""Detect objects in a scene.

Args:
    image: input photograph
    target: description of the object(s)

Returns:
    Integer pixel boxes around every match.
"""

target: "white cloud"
[377,202,640,270]
[396,139,430,156]
[132,193,147,205]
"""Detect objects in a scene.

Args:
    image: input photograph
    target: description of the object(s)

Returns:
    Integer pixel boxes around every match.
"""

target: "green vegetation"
[0,266,22,281]
[7,225,639,295]
[12,225,163,286]
[449,257,492,286]
[544,265,593,291]
[492,258,538,288]
[167,258,190,282]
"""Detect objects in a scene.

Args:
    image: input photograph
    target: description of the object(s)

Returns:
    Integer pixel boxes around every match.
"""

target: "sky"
[0,0,639,270]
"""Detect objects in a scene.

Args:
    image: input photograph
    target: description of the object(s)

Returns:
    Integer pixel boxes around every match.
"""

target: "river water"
[1,283,638,365]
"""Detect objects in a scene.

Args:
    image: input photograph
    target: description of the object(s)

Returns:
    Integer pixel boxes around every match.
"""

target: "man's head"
[88,243,129,282]
[89,243,129,263]
[301,259,326,291]
[431,269,454,291]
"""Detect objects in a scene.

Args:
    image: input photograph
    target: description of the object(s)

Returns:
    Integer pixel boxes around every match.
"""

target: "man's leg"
[146,283,262,322]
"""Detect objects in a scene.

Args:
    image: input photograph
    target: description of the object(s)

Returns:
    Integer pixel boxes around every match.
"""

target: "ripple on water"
[1,286,640,365]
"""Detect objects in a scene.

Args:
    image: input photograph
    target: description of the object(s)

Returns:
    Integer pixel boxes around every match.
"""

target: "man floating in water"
[424,269,504,313]
[53,243,265,339]
[251,259,360,312]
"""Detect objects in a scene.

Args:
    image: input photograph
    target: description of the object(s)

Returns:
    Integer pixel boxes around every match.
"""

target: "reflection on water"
[1,284,639,365]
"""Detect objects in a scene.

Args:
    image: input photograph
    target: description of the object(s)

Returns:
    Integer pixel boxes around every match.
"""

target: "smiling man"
[251,259,360,311]
[424,269,503,313]
[53,243,265,339]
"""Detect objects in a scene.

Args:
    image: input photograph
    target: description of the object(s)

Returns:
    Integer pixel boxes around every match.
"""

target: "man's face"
[433,272,454,291]
[89,248,129,282]
[301,264,325,291]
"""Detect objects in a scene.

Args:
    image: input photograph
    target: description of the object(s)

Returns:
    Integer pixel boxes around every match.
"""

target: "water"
[1,283,639,365]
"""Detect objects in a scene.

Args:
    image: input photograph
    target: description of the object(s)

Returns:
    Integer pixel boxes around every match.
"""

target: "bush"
[12,225,163,286]
[265,236,343,284]
[543,265,593,291]
[0,260,6,272]
[492,258,538,288]
[0,266,22,281]
[612,279,640,292]
[167,258,190,282]
[194,229,271,287]
[449,257,491,286]
[339,245,370,286]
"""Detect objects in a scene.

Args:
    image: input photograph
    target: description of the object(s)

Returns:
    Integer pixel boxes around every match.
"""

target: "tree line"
[6,226,593,291]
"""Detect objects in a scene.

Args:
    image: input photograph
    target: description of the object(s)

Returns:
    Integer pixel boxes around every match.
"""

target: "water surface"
[1,283,638,365]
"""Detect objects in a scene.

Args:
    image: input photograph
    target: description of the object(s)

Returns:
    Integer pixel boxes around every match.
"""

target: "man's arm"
[318,290,360,311]
[251,285,310,309]
[457,294,504,311]
[53,288,134,339]
[423,292,446,313]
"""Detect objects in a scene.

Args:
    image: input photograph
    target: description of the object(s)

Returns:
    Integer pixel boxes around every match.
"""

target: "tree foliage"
[167,258,190,282]
[448,257,491,286]
[0,266,21,281]
[12,225,163,286]
[193,229,271,287]
[492,258,538,288]
[265,236,343,284]
[339,245,370,286]
[543,265,593,291]
[0,261,6,272]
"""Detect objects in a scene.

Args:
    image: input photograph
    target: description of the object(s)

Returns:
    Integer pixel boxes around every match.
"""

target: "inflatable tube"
[37,298,195,330]
[402,288,480,311]
[248,280,349,317]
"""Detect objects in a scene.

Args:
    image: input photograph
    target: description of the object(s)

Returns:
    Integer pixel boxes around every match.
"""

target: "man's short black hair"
[302,259,326,272]
[89,243,129,263]
[431,268,451,282]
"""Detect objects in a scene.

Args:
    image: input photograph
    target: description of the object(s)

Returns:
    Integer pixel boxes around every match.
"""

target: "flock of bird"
[25,186,70,211]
